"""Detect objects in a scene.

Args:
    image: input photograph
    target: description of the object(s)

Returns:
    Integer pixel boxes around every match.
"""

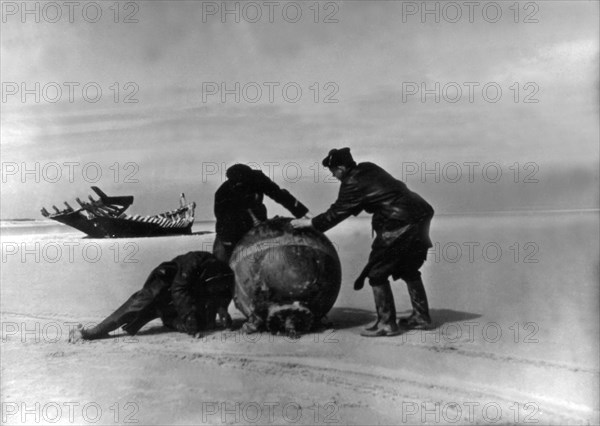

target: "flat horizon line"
[2,208,599,223]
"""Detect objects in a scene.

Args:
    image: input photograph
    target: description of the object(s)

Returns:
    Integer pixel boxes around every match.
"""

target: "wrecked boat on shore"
[41,186,196,238]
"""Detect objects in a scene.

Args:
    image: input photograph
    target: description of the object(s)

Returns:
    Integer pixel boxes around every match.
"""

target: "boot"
[398,278,432,329]
[363,319,379,332]
[78,296,137,340]
[360,282,402,337]
[81,292,157,340]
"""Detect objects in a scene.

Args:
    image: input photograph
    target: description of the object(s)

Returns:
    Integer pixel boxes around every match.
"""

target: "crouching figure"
[69,251,234,342]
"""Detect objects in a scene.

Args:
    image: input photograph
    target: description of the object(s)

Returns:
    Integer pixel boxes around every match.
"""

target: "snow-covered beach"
[1,212,597,425]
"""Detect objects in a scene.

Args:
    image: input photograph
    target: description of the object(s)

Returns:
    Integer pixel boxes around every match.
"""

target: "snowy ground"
[1,213,598,425]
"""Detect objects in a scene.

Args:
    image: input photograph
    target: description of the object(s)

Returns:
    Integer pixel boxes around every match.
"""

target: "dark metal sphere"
[230,217,342,333]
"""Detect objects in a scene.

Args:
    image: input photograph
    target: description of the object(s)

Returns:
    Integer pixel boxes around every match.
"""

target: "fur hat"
[226,164,254,183]
[322,147,356,168]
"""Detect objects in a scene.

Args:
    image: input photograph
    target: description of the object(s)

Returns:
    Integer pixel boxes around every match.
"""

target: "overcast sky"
[1,1,598,219]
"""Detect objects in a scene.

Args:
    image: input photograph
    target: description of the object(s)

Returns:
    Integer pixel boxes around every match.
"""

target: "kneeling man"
[69,251,234,341]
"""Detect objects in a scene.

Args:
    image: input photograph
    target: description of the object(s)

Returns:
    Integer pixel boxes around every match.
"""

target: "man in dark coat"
[69,251,234,341]
[291,148,434,337]
[213,163,310,263]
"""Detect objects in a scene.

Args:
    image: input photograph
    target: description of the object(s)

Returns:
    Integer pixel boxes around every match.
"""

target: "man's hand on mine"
[291,218,312,228]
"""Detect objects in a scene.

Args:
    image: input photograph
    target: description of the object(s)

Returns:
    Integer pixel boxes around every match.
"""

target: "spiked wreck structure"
[41,187,196,238]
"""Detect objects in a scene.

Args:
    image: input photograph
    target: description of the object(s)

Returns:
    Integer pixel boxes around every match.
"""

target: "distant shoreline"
[2,208,598,223]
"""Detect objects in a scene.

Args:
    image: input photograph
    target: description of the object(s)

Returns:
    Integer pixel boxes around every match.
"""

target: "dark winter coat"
[156,251,234,333]
[214,170,309,244]
[312,162,434,284]
[313,162,433,235]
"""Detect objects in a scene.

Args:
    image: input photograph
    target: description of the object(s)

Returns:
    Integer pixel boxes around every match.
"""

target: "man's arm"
[259,172,309,218]
[296,180,363,232]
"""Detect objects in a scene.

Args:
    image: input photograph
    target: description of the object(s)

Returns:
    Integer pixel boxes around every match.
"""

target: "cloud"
[2,1,598,218]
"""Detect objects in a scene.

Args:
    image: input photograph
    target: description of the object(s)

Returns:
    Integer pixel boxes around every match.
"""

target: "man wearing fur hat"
[292,148,434,337]
[213,163,310,263]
